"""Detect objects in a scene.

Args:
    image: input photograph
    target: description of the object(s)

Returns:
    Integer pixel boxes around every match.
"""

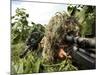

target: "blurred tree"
[11,8,45,44]
[11,8,30,44]
[67,5,96,37]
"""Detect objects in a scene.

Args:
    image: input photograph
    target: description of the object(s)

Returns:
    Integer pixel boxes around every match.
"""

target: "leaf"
[17,62,23,73]
[32,58,41,73]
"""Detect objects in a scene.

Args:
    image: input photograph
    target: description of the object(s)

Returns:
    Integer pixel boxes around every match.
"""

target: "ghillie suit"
[42,12,81,63]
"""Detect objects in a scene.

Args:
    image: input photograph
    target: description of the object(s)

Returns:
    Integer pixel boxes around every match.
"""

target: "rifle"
[65,35,96,69]
[19,32,44,58]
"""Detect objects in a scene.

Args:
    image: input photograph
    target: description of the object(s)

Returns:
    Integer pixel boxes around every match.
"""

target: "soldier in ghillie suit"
[41,12,81,63]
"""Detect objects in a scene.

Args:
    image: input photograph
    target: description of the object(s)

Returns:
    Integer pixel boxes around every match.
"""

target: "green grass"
[11,42,78,74]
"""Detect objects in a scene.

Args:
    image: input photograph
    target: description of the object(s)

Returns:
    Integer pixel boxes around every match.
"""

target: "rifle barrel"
[19,46,31,58]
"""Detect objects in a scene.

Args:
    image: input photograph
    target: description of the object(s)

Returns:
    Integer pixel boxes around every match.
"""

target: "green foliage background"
[11,5,96,74]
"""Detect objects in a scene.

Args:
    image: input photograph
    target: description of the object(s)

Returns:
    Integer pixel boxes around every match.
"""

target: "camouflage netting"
[41,12,80,64]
